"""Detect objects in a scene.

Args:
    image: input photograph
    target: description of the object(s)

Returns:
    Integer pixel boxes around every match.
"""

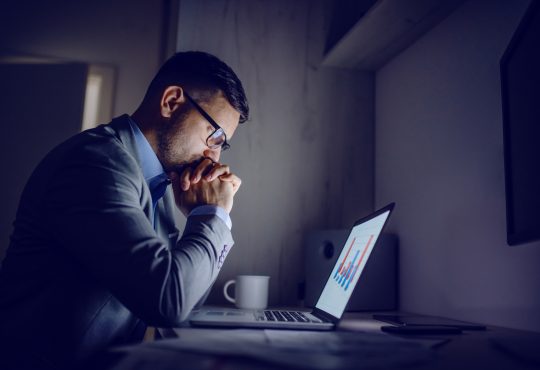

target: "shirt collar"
[128,116,166,181]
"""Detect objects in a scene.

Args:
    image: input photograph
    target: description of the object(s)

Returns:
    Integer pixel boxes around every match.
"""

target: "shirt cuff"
[188,205,232,230]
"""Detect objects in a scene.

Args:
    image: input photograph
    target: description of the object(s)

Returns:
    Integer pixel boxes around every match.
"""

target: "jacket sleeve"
[45,144,233,326]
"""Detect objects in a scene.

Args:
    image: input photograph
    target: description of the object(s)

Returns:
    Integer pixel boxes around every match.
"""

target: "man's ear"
[160,86,185,118]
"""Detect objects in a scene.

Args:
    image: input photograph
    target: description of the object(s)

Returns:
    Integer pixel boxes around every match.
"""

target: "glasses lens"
[207,128,226,148]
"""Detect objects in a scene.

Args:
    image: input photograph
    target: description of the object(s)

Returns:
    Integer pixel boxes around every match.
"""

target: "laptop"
[190,203,395,330]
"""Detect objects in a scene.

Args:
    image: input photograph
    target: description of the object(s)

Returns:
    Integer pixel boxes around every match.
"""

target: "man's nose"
[203,148,220,163]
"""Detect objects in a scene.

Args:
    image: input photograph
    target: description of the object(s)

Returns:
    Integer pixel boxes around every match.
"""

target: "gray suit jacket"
[0,115,233,369]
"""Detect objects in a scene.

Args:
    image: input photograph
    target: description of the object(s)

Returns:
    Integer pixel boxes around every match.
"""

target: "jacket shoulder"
[51,120,140,174]
[26,119,145,203]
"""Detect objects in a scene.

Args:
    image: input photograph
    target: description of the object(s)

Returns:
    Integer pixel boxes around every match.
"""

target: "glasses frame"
[185,92,230,151]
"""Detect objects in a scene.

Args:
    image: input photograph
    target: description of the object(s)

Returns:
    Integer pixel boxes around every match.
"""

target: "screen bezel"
[313,202,395,323]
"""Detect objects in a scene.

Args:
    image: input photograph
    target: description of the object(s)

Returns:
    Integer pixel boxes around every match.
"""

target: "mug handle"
[223,280,236,304]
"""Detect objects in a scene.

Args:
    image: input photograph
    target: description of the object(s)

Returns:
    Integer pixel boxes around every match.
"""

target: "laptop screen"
[315,209,392,319]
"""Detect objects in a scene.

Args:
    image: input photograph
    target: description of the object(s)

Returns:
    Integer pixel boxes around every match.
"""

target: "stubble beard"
[156,111,192,173]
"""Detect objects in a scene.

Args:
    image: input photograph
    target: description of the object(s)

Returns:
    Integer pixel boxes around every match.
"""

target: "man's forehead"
[198,91,230,110]
[198,93,240,137]
[202,94,239,118]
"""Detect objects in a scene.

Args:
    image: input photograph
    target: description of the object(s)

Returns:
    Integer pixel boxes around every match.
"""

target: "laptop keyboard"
[261,310,311,323]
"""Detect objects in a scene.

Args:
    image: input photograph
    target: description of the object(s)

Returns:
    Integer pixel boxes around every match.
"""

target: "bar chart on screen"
[333,234,374,291]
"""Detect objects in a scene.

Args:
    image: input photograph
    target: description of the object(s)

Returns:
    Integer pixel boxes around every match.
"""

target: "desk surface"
[106,311,540,370]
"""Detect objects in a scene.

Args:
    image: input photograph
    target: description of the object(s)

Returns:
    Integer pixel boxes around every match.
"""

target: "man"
[0,51,249,369]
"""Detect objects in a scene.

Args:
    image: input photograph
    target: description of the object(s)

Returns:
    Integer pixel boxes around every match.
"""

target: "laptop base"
[190,308,334,330]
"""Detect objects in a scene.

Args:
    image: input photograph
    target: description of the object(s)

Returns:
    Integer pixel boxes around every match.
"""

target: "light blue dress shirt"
[128,117,232,230]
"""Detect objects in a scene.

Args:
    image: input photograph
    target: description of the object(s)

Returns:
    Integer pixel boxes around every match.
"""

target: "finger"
[191,158,215,183]
[205,164,230,181]
[219,173,242,194]
[181,168,192,191]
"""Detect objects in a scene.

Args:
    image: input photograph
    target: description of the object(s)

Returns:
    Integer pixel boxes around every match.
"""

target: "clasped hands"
[169,158,241,215]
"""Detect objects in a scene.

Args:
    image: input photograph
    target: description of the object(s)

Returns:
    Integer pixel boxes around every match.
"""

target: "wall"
[375,0,540,331]
[177,0,374,305]
[0,0,164,117]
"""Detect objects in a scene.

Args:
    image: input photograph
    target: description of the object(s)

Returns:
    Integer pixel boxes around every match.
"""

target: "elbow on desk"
[137,284,197,327]
[137,301,192,327]
[158,303,192,326]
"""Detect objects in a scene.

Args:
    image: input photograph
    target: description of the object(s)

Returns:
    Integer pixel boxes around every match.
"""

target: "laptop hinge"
[311,308,339,324]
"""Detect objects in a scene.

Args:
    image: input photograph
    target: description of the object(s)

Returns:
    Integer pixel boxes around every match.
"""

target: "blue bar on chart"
[333,235,374,291]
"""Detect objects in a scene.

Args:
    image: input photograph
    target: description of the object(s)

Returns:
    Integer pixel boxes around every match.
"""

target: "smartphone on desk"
[381,325,462,335]
[374,314,486,331]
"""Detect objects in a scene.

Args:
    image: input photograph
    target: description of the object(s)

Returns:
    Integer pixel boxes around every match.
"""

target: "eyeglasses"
[185,92,230,151]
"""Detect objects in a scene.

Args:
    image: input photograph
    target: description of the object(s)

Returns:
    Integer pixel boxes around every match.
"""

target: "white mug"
[223,275,270,310]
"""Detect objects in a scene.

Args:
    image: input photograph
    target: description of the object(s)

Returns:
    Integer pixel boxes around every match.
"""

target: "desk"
[105,311,540,370]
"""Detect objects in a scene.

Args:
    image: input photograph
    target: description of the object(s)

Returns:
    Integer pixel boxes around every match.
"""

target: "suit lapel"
[107,115,179,243]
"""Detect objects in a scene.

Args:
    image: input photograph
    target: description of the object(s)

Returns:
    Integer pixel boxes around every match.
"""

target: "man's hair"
[145,51,249,123]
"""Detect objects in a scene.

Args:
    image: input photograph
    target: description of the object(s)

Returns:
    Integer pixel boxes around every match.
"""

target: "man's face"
[157,90,240,172]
